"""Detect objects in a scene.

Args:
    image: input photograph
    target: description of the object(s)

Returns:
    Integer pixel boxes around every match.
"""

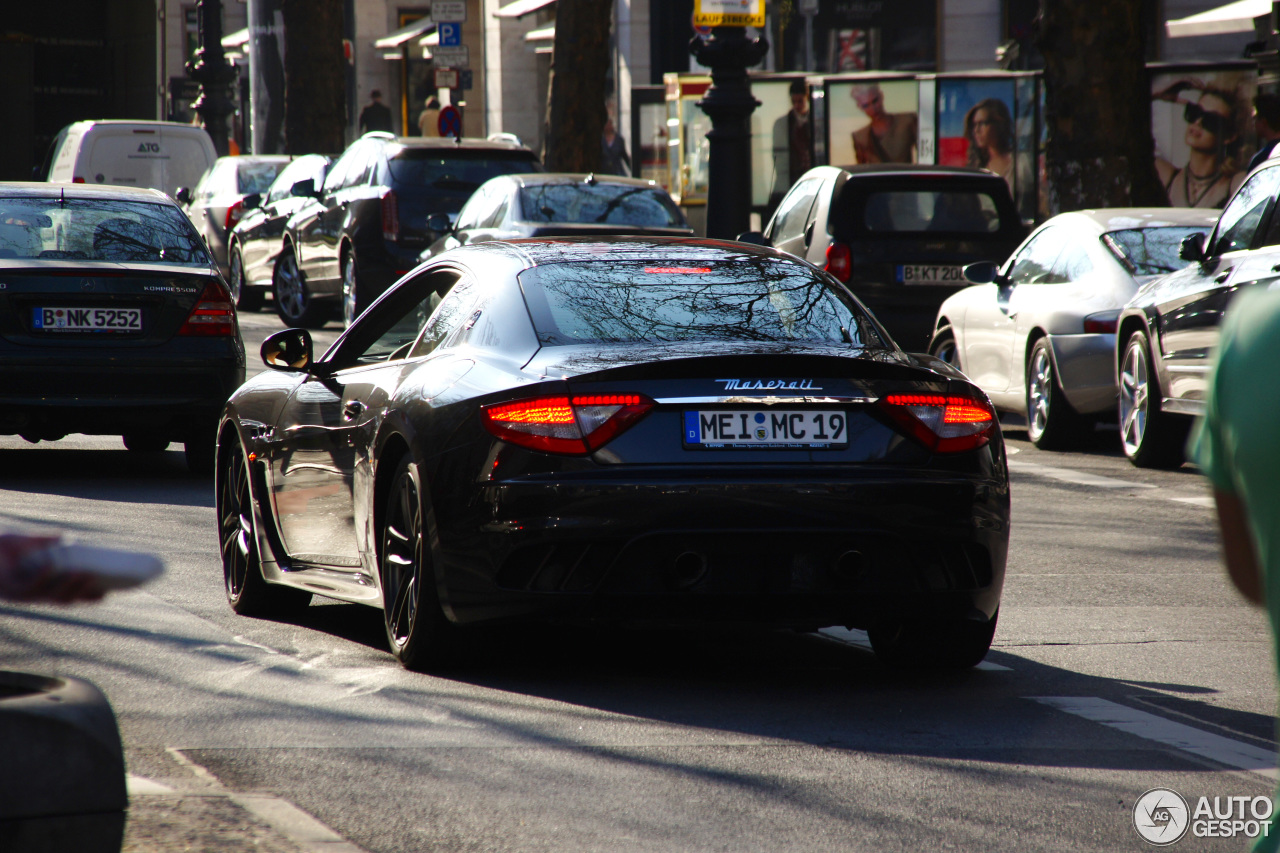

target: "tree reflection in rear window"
[0,197,211,266]
[518,260,885,347]
[1103,227,1208,276]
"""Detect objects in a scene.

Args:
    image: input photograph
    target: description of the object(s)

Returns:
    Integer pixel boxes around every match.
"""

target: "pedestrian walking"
[419,96,442,138]
[359,90,394,135]
[601,118,631,176]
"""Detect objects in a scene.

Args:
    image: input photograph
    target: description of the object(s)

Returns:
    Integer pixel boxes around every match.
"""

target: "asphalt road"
[0,307,1273,852]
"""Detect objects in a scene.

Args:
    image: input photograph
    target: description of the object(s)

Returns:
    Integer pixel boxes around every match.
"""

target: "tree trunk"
[544,0,613,172]
[1037,0,1166,213]
[281,0,346,155]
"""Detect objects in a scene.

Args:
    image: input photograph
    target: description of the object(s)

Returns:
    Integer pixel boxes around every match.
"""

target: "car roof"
[0,182,175,204]
[444,236,796,271]
[63,120,212,133]
[836,163,1008,180]
[501,173,665,190]
[1043,207,1219,234]
[361,133,537,155]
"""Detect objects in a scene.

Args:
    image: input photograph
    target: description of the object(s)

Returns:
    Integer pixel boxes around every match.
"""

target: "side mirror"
[291,179,319,199]
[735,231,770,247]
[1179,232,1207,262]
[175,187,193,206]
[426,212,452,234]
[963,260,1003,285]
[261,328,315,373]
[242,192,262,210]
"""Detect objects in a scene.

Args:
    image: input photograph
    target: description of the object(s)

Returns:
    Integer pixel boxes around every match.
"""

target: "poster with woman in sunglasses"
[1152,72,1255,208]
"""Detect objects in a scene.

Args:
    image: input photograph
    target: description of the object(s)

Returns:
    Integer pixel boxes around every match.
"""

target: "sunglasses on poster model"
[1184,101,1231,136]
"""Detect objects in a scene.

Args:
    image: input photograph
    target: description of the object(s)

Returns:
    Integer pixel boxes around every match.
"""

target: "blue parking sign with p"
[438,22,461,46]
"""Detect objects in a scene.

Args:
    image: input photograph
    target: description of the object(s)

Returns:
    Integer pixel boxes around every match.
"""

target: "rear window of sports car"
[518,260,884,347]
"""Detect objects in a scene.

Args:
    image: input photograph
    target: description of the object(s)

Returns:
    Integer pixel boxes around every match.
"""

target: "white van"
[43,121,217,199]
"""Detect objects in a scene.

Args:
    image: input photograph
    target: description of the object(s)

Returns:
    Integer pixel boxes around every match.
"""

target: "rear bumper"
[434,470,1009,629]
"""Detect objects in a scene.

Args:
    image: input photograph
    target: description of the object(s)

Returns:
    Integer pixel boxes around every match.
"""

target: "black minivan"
[276,133,541,327]
[744,164,1025,351]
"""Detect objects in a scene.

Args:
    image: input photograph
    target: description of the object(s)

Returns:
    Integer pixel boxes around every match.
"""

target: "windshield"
[236,160,287,195]
[0,197,212,266]
[1103,226,1208,276]
[388,150,540,212]
[517,183,685,227]
[519,260,882,347]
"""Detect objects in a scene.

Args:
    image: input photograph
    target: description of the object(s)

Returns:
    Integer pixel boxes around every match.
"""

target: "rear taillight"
[1082,311,1119,334]
[824,241,852,281]
[224,200,245,232]
[481,393,655,455]
[178,280,237,336]
[879,393,997,453]
[72,177,86,183]
[381,190,399,242]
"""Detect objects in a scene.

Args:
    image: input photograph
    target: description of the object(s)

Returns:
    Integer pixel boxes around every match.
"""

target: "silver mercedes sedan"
[927,208,1217,449]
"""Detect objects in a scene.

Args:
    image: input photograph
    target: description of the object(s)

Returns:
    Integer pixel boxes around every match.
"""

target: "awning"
[418,31,440,47]
[1166,0,1270,38]
[495,0,556,19]
[221,28,249,50]
[525,24,555,43]
[374,17,434,49]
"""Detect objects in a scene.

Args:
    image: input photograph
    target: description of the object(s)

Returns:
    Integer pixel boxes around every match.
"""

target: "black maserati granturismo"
[216,238,1009,671]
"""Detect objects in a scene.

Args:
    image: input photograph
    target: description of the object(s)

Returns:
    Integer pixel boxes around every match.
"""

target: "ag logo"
[137,142,159,153]
[1134,788,1190,845]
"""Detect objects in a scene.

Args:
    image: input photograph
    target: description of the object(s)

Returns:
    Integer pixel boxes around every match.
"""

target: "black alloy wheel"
[218,439,311,616]
[229,244,264,312]
[928,327,961,370]
[1118,329,1188,469]
[273,248,329,329]
[380,456,454,671]
[1024,337,1090,450]
[867,610,998,669]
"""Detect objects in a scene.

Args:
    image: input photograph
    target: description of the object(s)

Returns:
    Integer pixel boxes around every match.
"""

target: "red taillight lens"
[481,393,655,455]
[224,200,245,232]
[72,177,86,183]
[178,280,237,336]
[879,393,997,453]
[1082,311,1119,334]
[824,241,852,282]
[381,190,399,242]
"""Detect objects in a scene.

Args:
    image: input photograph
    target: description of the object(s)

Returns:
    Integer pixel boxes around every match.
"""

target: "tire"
[868,610,998,669]
[273,247,329,329]
[928,327,961,370]
[341,248,365,328]
[122,433,169,452]
[1118,329,1189,469]
[380,456,456,671]
[228,244,264,313]
[1025,337,1089,450]
[217,439,312,616]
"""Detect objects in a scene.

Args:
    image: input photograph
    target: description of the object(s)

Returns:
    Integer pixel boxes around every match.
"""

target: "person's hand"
[1153,79,1203,103]
[0,534,106,605]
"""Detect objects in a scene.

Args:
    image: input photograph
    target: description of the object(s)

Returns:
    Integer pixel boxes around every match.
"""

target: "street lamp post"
[690,27,768,240]
[187,0,237,157]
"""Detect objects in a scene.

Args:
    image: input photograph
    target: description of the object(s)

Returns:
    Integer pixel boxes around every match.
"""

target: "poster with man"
[826,78,919,167]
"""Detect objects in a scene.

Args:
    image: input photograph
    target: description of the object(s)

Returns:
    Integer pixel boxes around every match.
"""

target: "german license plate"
[683,409,848,449]
[897,264,965,284]
[33,307,142,332]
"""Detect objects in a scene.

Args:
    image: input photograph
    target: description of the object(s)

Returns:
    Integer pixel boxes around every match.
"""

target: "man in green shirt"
[1189,286,1280,853]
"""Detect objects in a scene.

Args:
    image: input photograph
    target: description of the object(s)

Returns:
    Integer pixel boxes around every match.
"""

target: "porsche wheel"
[928,327,961,370]
[218,439,311,616]
[380,456,454,671]
[1025,338,1089,450]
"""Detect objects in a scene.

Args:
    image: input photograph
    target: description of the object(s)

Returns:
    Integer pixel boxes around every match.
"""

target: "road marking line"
[1031,696,1279,781]
[1008,459,1155,490]
[817,627,1012,671]
[127,775,175,795]
[1171,495,1216,508]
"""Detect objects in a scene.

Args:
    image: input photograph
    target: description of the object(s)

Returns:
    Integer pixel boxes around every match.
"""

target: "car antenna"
[60,186,66,207]
[585,173,597,185]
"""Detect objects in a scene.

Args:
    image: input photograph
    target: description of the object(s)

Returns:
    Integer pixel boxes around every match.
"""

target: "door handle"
[342,400,366,421]
[1270,264,1280,272]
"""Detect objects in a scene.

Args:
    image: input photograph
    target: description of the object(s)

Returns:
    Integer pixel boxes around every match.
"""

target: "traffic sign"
[438,105,461,139]
[431,0,466,22]
[434,68,458,89]
[459,69,473,91]
[429,45,468,67]
[693,0,765,27]
[437,21,461,46]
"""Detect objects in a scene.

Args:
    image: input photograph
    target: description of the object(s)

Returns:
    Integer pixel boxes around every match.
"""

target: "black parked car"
[1116,157,1280,468]
[742,164,1025,351]
[417,172,693,263]
[276,133,541,328]
[0,183,244,474]
[226,154,332,312]
[216,237,1009,672]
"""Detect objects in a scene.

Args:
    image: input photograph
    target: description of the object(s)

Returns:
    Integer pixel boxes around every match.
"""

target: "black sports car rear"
[216,238,1009,671]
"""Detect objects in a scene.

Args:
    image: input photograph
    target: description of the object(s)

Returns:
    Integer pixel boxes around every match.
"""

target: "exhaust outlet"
[672,551,708,588]
[833,550,866,580]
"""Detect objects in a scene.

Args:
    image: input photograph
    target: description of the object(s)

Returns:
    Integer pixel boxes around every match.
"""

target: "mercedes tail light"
[824,241,852,281]
[178,280,237,336]
[224,199,245,232]
[879,393,997,453]
[381,190,400,242]
[481,394,655,455]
